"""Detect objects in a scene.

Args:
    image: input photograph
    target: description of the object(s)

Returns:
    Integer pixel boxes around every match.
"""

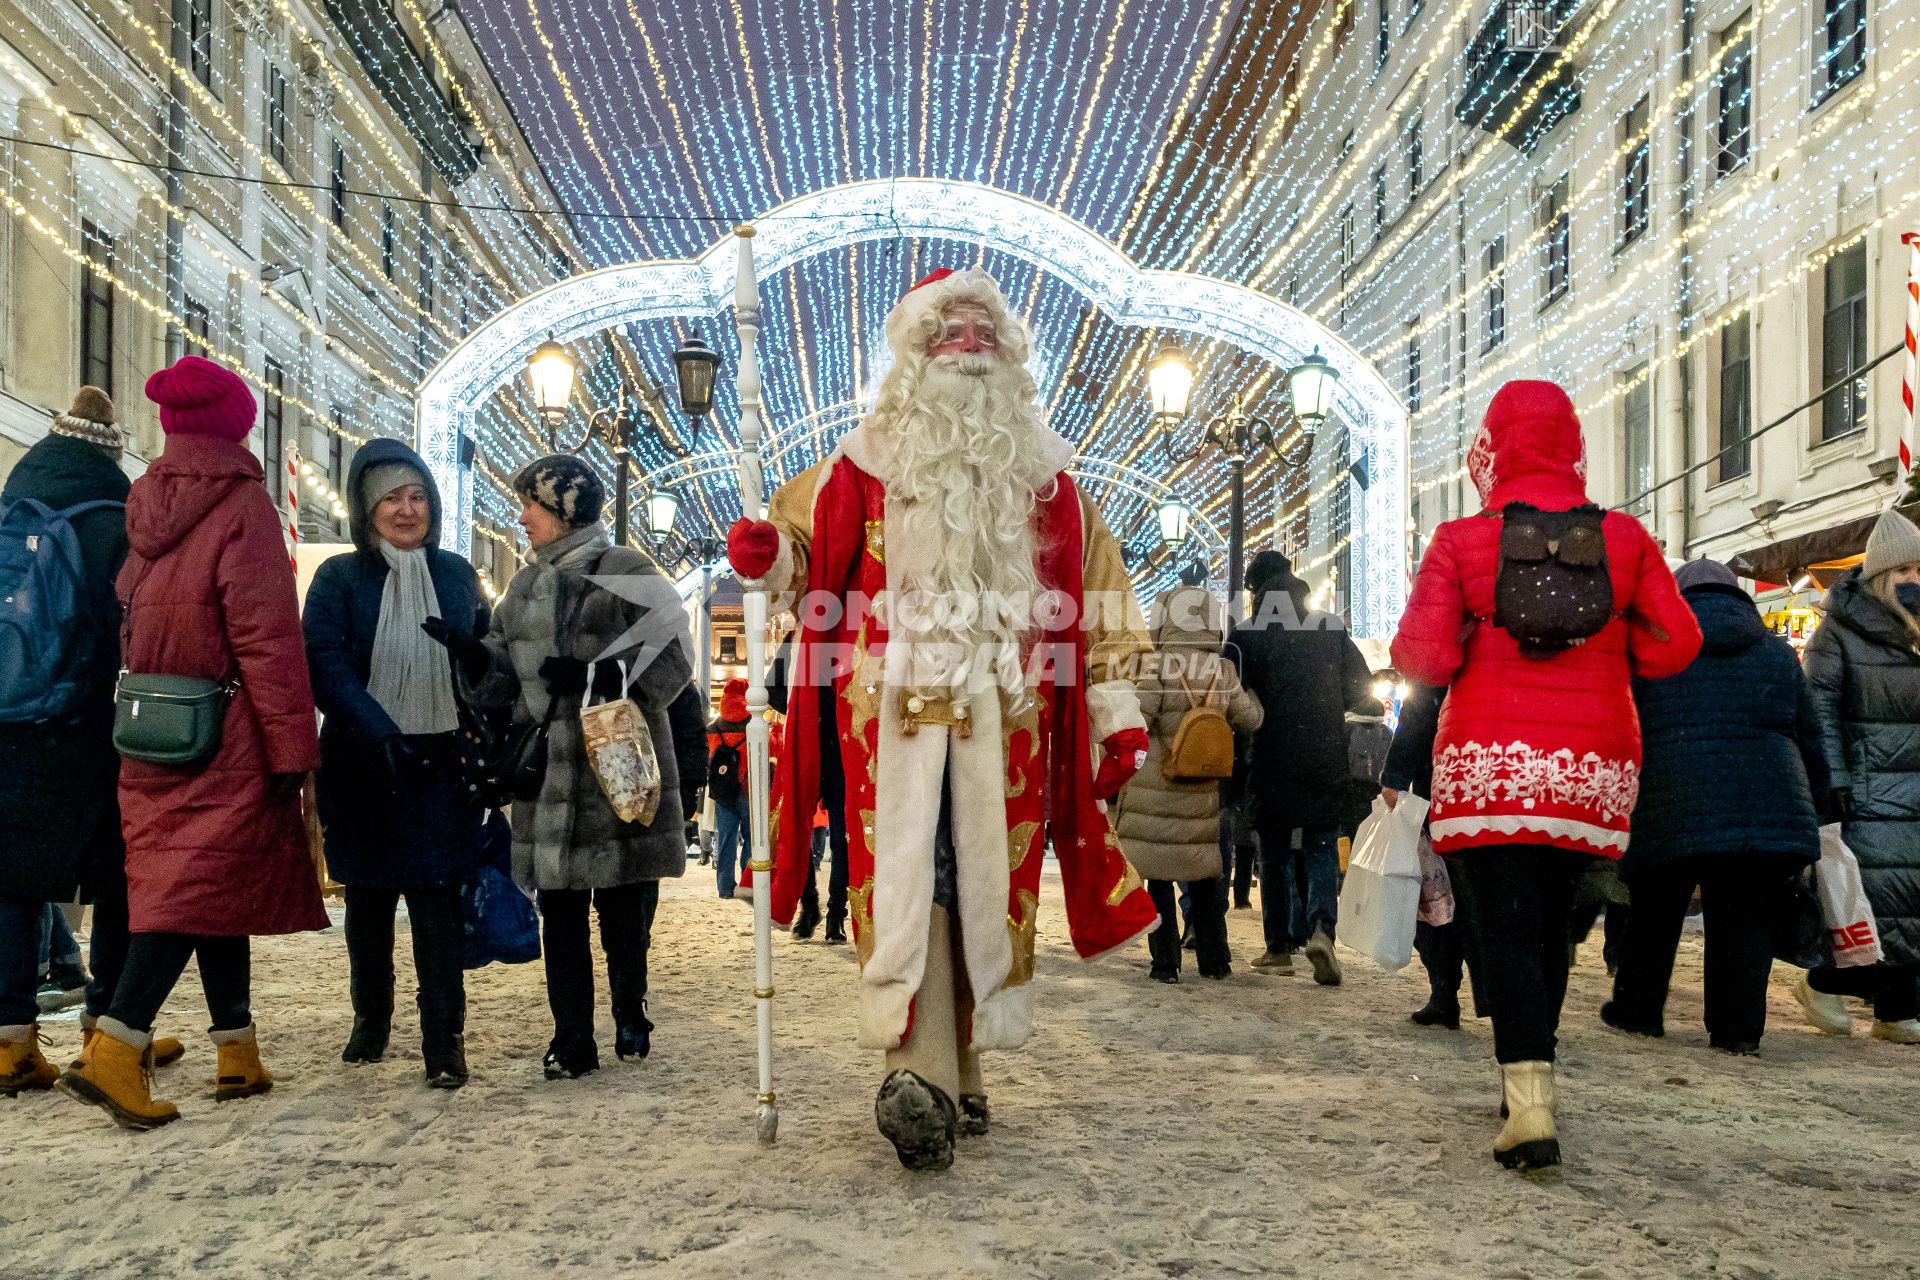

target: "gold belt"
[898,692,973,740]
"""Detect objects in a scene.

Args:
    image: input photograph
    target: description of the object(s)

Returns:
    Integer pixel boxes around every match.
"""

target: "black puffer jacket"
[1628,582,1826,872]
[1804,573,1920,967]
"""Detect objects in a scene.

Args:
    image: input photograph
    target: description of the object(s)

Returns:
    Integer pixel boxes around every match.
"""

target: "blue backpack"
[0,496,124,723]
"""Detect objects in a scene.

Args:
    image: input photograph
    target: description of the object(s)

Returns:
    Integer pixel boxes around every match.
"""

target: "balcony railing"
[1455,0,1582,153]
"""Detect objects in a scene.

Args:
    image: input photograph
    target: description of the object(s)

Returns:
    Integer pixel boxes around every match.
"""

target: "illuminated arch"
[418,178,1408,634]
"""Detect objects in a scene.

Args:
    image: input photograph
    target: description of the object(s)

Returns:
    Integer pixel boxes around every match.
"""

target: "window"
[330,142,348,229]
[188,0,214,88]
[1377,0,1391,66]
[1339,0,1355,40]
[79,221,114,397]
[1339,206,1355,282]
[381,203,395,279]
[265,65,288,168]
[1340,129,1355,162]
[1620,96,1651,245]
[1538,174,1570,305]
[1406,326,1422,413]
[1622,368,1653,515]
[1818,240,1870,442]
[329,410,346,534]
[1483,236,1506,353]
[1820,0,1868,101]
[262,358,284,498]
[1715,17,1752,178]
[1282,65,1301,140]
[1717,314,1753,481]
[1405,118,1423,197]
[1372,164,1387,234]
[184,295,211,347]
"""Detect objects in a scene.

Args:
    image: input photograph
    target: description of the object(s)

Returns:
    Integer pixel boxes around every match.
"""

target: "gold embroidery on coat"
[1106,855,1145,907]
[844,631,881,748]
[848,877,876,968]
[864,520,885,564]
[1007,820,1041,873]
[1006,889,1039,986]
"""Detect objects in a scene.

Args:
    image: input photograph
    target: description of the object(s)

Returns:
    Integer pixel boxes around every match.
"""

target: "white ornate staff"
[731,225,778,1145]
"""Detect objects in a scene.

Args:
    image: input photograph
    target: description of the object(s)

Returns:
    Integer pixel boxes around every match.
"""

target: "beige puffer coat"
[1112,585,1264,881]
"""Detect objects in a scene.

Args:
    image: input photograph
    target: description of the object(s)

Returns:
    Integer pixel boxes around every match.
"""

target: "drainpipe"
[164,0,190,363]
[1659,0,1698,552]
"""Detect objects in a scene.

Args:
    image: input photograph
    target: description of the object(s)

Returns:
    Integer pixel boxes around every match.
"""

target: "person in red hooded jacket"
[58,356,324,1131]
[707,678,753,899]
[1390,380,1700,1172]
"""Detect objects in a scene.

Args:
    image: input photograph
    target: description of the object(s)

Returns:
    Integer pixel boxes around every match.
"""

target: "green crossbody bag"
[112,671,238,768]
[111,557,239,769]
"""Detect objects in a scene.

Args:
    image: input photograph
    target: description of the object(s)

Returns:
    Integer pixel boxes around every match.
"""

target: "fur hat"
[1247,550,1308,598]
[1673,558,1739,591]
[1863,508,1920,582]
[145,356,256,443]
[50,385,124,454]
[511,454,605,529]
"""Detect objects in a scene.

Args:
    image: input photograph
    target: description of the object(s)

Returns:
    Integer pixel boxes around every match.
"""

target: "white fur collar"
[837,418,1074,489]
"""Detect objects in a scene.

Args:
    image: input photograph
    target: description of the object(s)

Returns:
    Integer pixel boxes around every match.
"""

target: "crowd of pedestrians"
[4,360,1916,1179]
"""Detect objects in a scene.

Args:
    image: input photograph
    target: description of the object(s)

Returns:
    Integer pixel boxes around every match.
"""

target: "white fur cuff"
[1087,679,1145,742]
[970,985,1034,1051]
[858,982,914,1050]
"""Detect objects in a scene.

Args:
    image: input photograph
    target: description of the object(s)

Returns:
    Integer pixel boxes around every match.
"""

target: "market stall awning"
[1726,513,1879,585]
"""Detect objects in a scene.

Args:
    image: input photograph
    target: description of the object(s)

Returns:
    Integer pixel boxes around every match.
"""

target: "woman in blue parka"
[303,439,489,1088]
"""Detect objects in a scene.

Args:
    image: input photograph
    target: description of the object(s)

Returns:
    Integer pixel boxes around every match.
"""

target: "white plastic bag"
[1336,793,1428,972]
[579,661,663,827]
[1816,824,1882,968]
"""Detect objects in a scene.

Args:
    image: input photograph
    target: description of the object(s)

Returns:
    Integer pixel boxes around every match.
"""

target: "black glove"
[421,618,492,682]
[1828,786,1856,824]
[538,655,589,699]
[380,736,419,787]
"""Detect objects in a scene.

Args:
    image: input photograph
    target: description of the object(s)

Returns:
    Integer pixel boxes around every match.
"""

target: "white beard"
[868,351,1053,702]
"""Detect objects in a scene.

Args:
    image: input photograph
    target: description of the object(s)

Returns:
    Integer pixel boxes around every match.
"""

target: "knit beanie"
[719,677,748,722]
[144,355,256,442]
[512,454,605,529]
[50,385,125,456]
[1862,509,1920,582]
[360,461,427,512]
[1673,558,1739,591]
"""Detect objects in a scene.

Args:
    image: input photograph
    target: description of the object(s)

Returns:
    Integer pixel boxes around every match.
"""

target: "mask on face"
[1895,582,1920,613]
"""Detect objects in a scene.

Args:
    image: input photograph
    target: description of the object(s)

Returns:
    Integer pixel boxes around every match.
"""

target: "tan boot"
[56,1020,180,1130]
[211,1024,272,1100]
[74,1015,184,1071]
[1493,1060,1560,1170]
[1,1024,59,1097]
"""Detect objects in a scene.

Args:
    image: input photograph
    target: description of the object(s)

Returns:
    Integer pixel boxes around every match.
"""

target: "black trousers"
[343,885,466,1037]
[539,882,659,1044]
[1147,877,1228,975]
[1229,806,1257,906]
[1810,962,1920,1023]
[82,852,132,1021]
[1610,858,1790,1046]
[1413,870,1489,1014]
[1455,845,1590,1064]
[798,776,851,930]
[106,933,250,1035]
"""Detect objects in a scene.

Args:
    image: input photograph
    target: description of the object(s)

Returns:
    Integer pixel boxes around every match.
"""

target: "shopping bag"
[461,815,540,969]
[580,660,663,826]
[1416,832,1454,927]
[1816,824,1883,968]
[1336,793,1428,972]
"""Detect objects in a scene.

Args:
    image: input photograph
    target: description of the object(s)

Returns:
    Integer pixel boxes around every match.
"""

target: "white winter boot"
[1493,1060,1559,1171]
[1870,1018,1920,1044]
[1793,975,1854,1036]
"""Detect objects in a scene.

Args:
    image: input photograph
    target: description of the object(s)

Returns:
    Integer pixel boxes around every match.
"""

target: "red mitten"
[1092,727,1151,800]
[727,518,780,581]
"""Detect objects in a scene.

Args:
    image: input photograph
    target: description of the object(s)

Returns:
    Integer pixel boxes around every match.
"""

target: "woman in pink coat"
[60,357,322,1131]
[1391,380,1699,1171]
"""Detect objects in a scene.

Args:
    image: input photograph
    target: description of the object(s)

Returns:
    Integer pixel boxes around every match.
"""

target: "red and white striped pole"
[1900,232,1920,475]
[285,443,300,568]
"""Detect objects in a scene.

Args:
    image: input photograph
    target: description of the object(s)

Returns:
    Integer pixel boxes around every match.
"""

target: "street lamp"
[645,485,682,539]
[672,331,721,421]
[526,332,575,428]
[1149,347,1342,601]
[1157,495,1194,549]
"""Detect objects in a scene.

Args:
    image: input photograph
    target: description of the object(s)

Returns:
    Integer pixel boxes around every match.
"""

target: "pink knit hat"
[145,355,257,442]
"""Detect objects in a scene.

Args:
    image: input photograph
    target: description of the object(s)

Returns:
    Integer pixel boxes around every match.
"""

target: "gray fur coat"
[1112,585,1264,882]
[469,525,693,890]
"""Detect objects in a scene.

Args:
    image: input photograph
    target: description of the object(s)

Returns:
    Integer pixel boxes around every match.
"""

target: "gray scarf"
[368,542,460,735]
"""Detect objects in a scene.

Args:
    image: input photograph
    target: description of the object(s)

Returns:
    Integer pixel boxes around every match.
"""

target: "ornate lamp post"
[1149,345,1342,601]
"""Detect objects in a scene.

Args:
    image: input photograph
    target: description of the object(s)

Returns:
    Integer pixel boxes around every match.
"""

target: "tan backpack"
[1163,665,1236,783]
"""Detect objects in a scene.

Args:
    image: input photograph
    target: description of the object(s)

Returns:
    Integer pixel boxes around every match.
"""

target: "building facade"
[1253,0,1920,586]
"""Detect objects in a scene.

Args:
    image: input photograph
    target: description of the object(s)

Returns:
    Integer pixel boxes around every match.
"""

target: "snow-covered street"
[7,869,1916,1279]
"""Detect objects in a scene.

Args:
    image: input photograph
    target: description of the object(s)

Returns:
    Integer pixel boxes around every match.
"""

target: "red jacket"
[1390,381,1700,857]
[116,435,325,935]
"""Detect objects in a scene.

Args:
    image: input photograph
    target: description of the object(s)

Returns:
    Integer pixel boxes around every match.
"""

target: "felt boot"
[0,1024,58,1097]
[874,1069,957,1172]
[1493,1060,1559,1171]
[56,1020,179,1130]
[211,1024,273,1100]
